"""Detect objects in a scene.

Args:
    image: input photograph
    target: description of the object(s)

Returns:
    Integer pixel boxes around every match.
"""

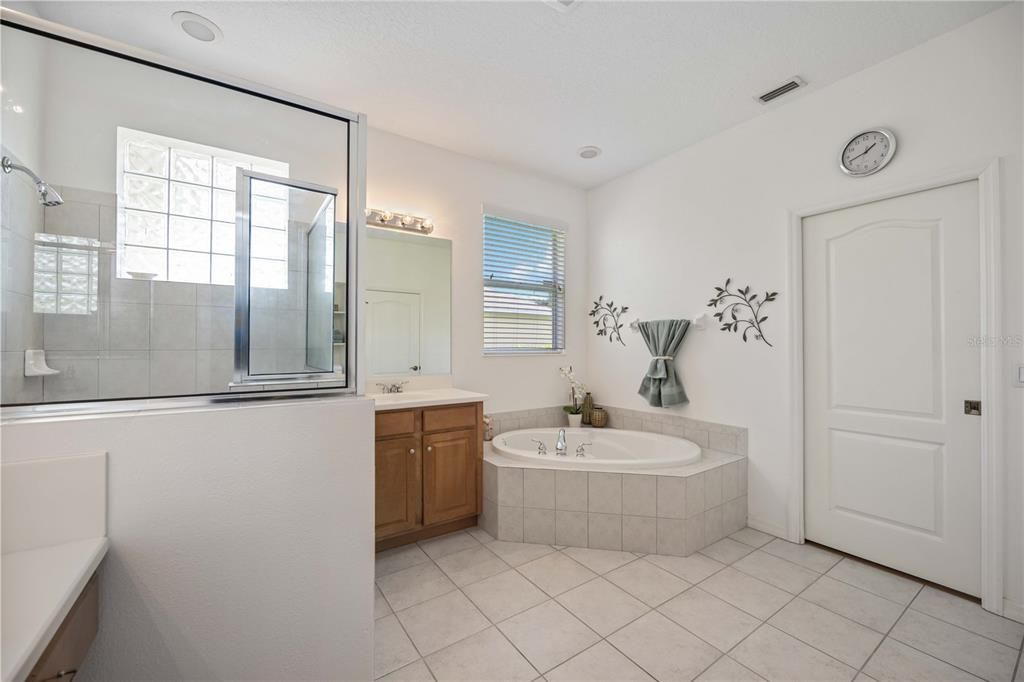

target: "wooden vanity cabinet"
[375,402,483,550]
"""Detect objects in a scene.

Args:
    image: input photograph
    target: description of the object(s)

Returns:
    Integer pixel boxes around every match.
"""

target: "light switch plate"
[1017,365,1024,387]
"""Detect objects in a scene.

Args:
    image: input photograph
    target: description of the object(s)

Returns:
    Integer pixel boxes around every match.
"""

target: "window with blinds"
[483,214,566,354]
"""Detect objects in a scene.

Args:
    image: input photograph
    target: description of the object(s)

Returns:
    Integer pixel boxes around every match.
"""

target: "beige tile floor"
[374,526,1024,682]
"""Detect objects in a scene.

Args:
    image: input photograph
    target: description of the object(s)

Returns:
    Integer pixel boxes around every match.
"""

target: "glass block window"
[32,234,100,314]
[116,127,290,288]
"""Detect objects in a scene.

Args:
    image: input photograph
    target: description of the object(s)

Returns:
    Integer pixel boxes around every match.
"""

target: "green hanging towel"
[637,319,690,407]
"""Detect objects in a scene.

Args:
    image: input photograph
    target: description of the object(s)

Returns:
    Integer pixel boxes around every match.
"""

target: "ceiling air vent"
[757,77,806,104]
[545,0,580,13]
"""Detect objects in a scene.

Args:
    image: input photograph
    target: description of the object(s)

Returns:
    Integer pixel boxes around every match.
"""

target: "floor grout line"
[902,603,1024,650]
[376,528,1024,682]
[854,582,919,679]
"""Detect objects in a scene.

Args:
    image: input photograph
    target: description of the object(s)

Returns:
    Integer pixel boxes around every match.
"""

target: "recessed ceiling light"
[577,145,601,160]
[172,11,223,43]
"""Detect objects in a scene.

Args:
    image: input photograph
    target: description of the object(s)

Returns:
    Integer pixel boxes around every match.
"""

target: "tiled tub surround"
[487,405,748,457]
[481,451,747,556]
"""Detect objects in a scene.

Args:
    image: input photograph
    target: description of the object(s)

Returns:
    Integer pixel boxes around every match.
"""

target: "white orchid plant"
[559,365,586,415]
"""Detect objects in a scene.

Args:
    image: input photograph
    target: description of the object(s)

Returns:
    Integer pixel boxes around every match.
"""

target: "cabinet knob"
[409,448,415,454]
[426,446,433,452]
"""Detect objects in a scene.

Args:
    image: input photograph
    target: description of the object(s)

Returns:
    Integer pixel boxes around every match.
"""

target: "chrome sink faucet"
[556,428,567,456]
[375,381,408,394]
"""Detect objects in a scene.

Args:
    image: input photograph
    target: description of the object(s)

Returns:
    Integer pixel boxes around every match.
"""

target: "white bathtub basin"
[493,427,701,470]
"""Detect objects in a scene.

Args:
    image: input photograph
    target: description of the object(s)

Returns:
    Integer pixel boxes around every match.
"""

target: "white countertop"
[2,538,109,682]
[370,388,487,411]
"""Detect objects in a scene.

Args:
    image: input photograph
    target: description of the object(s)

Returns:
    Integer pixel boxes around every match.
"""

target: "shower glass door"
[234,170,340,382]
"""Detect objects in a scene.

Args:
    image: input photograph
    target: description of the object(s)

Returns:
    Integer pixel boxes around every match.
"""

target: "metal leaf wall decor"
[589,295,629,346]
[708,278,778,347]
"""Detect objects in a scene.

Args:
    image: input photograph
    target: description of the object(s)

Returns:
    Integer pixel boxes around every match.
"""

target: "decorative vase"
[591,407,608,428]
[567,413,583,428]
[581,392,594,425]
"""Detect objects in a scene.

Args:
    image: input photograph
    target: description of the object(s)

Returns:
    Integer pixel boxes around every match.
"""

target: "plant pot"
[566,413,583,428]
[581,393,594,425]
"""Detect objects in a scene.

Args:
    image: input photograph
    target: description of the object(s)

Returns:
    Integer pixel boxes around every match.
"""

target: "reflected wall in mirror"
[365,227,451,377]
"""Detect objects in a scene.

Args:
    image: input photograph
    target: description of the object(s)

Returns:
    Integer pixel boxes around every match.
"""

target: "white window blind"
[483,214,565,354]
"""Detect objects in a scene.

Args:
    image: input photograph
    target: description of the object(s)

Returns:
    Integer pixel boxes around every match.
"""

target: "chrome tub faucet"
[556,429,567,456]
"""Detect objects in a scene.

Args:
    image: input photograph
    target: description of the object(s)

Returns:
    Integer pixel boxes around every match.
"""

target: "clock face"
[840,129,896,176]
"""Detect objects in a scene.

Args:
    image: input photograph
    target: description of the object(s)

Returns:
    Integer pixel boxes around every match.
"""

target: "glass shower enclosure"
[0,12,361,409]
[234,171,343,383]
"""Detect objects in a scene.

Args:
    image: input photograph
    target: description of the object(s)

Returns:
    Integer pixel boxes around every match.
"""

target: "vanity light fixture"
[366,208,434,235]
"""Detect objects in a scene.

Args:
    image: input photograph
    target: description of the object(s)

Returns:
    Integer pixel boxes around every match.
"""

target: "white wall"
[585,5,1023,611]
[34,30,348,194]
[367,129,588,413]
[0,397,375,681]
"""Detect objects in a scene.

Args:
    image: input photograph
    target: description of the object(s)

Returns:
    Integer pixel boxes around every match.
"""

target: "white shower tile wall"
[2,185,240,403]
[487,405,748,458]
[1,153,46,403]
[481,458,747,556]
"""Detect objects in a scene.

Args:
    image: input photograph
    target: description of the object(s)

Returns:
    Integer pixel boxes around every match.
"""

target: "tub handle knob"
[576,443,592,457]
[531,439,548,455]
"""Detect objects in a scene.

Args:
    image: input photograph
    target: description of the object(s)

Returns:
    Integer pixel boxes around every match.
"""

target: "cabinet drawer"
[28,574,99,682]
[376,410,418,438]
[423,404,479,433]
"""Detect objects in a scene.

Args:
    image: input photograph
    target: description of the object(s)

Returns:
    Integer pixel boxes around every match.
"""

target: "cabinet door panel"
[423,428,478,525]
[376,436,421,538]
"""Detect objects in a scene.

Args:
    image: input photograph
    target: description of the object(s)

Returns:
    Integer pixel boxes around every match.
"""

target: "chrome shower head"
[1,156,64,207]
[36,181,64,207]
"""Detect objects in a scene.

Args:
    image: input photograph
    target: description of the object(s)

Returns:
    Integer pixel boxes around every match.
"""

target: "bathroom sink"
[368,388,488,409]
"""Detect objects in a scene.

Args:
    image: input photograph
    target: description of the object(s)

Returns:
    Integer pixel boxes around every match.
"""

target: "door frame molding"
[786,159,1004,612]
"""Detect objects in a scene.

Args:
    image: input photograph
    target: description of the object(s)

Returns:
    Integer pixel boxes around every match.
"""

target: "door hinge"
[964,400,982,416]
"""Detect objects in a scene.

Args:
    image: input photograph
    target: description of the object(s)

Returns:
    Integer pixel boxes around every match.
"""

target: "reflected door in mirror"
[366,289,421,375]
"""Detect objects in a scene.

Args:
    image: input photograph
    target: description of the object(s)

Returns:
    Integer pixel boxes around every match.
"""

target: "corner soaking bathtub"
[492,427,701,471]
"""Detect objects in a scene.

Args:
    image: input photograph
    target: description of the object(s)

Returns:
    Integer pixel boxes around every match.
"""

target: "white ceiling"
[23,1,1002,188]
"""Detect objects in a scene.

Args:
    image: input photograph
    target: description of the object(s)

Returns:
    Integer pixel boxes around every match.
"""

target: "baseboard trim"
[375,516,477,552]
[746,515,788,541]
[1003,598,1024,624]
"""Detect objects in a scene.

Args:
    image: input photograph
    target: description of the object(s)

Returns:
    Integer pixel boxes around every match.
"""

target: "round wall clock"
[839,128,896,177]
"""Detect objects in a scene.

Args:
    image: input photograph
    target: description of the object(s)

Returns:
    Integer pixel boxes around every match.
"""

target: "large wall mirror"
[365,227,451,377]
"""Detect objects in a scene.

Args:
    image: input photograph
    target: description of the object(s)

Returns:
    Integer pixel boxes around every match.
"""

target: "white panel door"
[803,181,981,595]
[366,290,421,375]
